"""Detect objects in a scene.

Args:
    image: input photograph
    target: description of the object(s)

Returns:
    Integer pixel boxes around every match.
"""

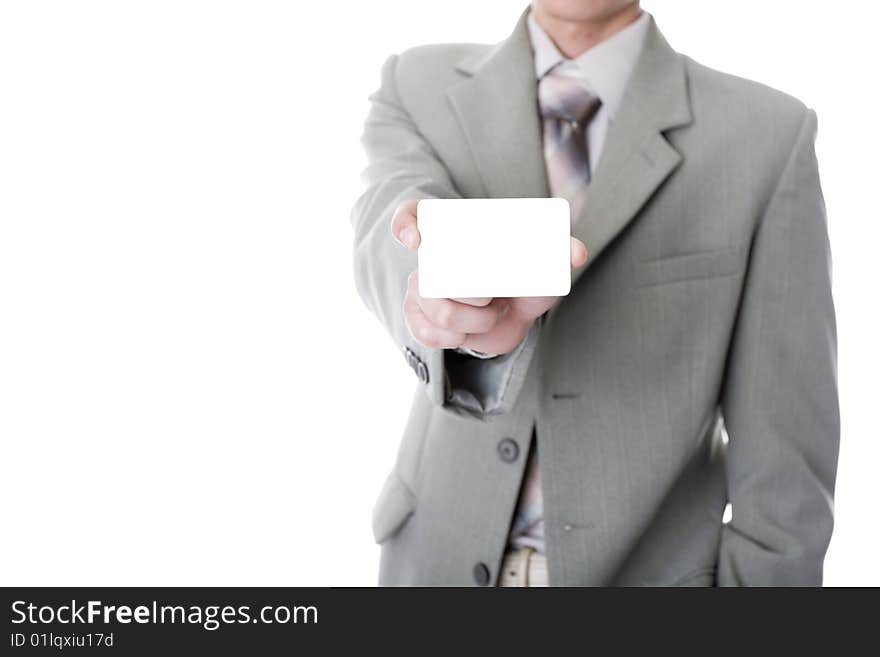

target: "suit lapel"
[447,13,693,288]
[446,11,548,200]
[570,17,692,286]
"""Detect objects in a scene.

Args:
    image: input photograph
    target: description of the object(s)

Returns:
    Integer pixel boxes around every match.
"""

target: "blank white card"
[417,198,572,299]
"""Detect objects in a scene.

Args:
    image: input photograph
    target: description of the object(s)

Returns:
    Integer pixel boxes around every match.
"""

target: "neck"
[531,2,642,59]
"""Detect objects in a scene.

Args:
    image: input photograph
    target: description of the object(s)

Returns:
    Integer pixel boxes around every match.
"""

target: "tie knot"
[538,71,602,128]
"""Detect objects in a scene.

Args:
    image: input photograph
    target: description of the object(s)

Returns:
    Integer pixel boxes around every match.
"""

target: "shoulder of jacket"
[683,55,810,127]
[397,42,489,68]
[393,43,489,86]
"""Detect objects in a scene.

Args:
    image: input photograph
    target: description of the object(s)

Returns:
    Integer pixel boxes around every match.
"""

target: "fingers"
[405,299,466,350]
[408,271,504,334]
[570,237,588,269]
[403,273,507,349]
[451,297,493,307]
[419,295,508,334]
[391,200,420,250]
[460,314,531,355]
[404,274,465,350]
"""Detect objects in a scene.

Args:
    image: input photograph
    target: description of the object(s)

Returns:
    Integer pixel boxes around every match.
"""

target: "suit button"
[497,438,519,463]
[473,562,491,586]
[404,347,416,368]
[416,361,429,384]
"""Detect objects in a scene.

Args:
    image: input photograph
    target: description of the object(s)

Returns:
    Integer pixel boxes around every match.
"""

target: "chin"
[533,0,638,23]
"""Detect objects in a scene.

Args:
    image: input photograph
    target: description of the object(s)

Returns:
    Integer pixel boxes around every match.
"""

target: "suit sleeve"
[717,108,840,586]
[351,54,537,418]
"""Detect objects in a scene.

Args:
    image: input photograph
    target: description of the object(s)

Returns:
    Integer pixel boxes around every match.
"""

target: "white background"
[1,1,877,586]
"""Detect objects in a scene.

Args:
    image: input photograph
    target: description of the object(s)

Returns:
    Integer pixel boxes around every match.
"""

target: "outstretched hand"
[392,199,587,354]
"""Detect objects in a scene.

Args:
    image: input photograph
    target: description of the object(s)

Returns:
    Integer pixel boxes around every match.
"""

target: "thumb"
[570,237,587,269]
[391,200,421,251]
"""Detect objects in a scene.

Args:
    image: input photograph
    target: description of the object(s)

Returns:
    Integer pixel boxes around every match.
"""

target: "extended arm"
[351,55,553,417]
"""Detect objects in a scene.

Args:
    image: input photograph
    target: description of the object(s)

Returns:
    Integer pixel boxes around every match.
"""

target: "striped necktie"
[538,69,602,223]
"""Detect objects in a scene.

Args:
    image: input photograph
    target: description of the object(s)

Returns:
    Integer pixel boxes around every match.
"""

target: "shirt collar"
[527,9,651,119]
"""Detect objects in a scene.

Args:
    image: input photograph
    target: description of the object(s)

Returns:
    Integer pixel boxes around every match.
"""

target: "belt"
[498,547,549,587]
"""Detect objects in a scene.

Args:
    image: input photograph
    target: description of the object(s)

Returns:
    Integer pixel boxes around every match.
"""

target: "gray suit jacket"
[351,11,839,586]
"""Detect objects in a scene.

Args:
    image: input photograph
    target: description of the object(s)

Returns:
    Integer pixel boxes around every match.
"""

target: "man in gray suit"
[351,0,839,586]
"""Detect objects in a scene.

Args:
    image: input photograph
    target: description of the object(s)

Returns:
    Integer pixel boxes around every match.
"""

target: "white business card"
[417,198,572,299]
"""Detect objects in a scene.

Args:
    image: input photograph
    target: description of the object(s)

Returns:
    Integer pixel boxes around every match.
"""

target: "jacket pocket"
[634,246,746,288]
[371,470,416,544]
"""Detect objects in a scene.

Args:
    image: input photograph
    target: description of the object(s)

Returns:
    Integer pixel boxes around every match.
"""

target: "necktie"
[538,69,602,223]
[508,69,601,553]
